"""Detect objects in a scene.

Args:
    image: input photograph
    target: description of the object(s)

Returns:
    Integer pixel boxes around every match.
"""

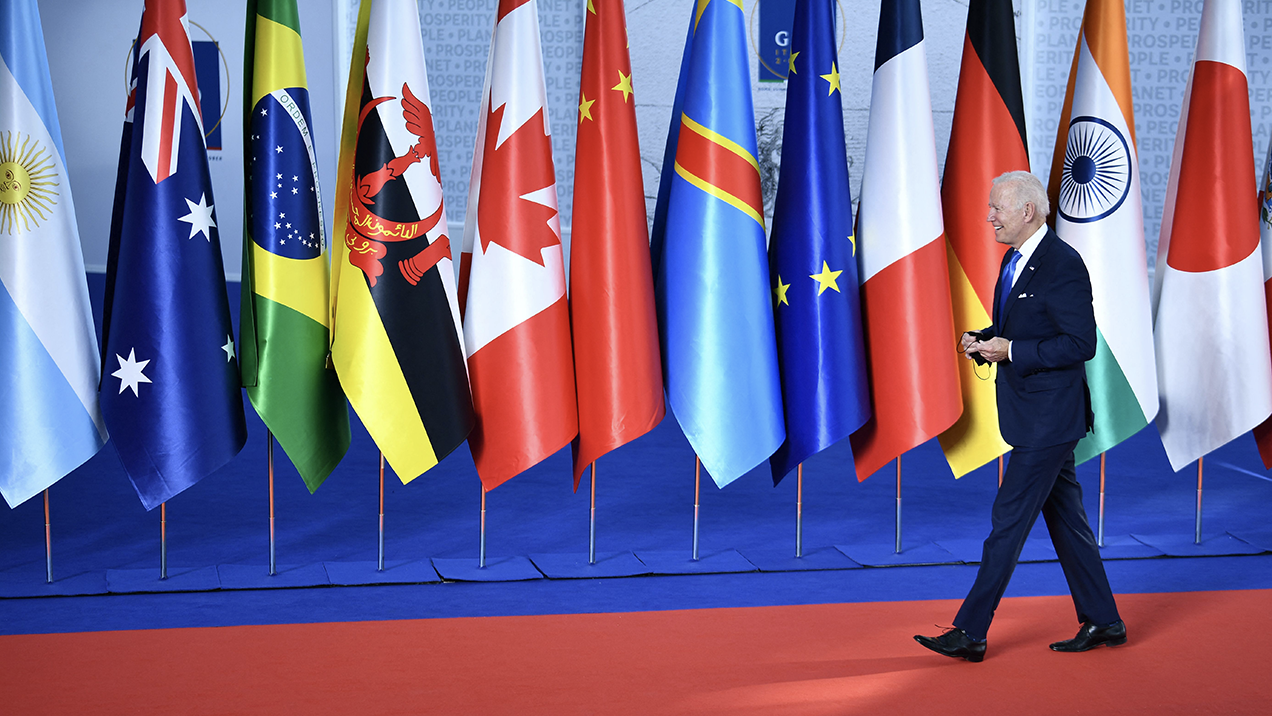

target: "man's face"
[987,185,1030,249]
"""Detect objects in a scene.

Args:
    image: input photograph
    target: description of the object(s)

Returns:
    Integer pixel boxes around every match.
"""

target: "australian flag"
[101,0,246,511]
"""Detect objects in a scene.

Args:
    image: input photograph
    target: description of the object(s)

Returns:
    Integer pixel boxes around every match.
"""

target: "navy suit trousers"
[953,442,1120,641]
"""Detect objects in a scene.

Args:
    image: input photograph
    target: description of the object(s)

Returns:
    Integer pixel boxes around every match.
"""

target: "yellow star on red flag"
[613,71,633,102]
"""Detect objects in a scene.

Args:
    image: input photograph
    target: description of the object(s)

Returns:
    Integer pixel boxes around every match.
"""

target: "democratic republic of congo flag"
[242,0,350,492]
[330,0,474,483]
[935,0,1021,477]
[850,0,961,481]
[1049,0,1158,464]
[767,0,868,484]
[1153,0,1271,471]
[651,0,784,488]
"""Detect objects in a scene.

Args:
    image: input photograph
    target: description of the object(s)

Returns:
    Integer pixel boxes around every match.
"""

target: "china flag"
[568,0,664,488]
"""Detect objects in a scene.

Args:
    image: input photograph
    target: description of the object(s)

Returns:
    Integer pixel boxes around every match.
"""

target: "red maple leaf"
[476,104,560,266]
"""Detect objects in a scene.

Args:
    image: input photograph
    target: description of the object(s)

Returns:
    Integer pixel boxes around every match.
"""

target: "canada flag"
[460,0,577,491]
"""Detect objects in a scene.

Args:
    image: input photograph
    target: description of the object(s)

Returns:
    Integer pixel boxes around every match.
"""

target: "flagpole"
[692,456,701,561]
[795,463,804,558]
[588,461,598,565]
[895,456,902,554]
[43,490,52,584]
[268,431,276,576]
[479,486,487,568]
[1195,457,1204,545]
[997,455,1004,488]
[160,502,167,580]
[377,451,385,571]
[1097,452,1107,547]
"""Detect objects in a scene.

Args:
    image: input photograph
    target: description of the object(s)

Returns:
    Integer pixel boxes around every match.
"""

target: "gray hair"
[992,171,1050,221]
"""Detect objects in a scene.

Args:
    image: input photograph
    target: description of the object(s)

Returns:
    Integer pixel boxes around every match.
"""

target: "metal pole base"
[268,432,276,576]
[692,456,701,561]
[1097,453,1106,548]
[378,452,385,572]
[1195,458,1204,545]
[160,502,168,580]
[894,457,902,554]
[588,462,597,565]
[479,486,487,568]
[795,463,804,558]
[43,489,52,584]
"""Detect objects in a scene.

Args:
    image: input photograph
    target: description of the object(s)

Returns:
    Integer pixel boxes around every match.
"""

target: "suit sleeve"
[1007,251,1096,374]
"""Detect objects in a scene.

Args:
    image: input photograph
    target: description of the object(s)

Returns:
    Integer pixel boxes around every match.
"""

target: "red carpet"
[3,590,1269,714]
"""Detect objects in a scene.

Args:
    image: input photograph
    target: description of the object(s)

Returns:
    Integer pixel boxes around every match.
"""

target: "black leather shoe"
[1049,620,1127,652]
[914,627,986,662]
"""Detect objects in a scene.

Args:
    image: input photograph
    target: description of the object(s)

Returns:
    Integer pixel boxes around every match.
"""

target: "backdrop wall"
[37,0,1272,278]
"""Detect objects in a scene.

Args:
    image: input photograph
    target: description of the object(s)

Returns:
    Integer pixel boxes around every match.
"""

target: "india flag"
[1047,0,1158,464]
[1153,0,1272,471]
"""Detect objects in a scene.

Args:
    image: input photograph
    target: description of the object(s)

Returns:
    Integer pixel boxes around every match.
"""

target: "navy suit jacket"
[978,228,1096,448]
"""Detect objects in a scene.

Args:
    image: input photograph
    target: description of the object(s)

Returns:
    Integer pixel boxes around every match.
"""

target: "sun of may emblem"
[0,131,59,236]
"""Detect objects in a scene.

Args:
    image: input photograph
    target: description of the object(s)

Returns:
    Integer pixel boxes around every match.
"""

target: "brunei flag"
[936,0,1021,477]
[650,0,784,488]
[241,0,350,492]
[569,0,665,488]
[1153,0,1271,471]
[850,0,961,481]
[767,0,869,484]
[1049,0,1158,464]
[460,0,577,491]
[330,0,474,482]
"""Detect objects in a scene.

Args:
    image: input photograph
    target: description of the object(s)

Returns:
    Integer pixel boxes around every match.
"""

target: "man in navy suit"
[914,171,1124,662]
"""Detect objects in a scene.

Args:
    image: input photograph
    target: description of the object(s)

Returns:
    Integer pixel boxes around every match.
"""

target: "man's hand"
[960,332,979,353]
[970,336,1010,363]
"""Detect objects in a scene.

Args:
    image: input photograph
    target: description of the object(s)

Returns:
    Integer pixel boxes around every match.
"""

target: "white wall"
[40,0,340,278]
[40,0,1272,281]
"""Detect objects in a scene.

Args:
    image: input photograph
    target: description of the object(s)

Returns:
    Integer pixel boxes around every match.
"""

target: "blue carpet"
[3,275,1272,635]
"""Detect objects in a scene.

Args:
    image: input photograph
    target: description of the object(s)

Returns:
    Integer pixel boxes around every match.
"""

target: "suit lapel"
[999,229,1055,328]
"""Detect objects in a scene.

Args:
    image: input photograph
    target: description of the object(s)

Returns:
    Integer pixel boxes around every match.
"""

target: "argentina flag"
[102,0,246,510]
[0,0,107,508]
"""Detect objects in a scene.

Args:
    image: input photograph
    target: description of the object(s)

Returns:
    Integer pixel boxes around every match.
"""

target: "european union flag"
[101,2,246,510]
[652,0,784,488]
[768,0,870,482]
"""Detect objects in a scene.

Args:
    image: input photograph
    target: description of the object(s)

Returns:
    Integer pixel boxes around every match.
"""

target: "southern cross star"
[113,348,152,397]
[178,193,216,242]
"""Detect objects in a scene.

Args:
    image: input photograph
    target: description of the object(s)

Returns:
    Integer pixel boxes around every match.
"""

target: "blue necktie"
[998,250,1021,320]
